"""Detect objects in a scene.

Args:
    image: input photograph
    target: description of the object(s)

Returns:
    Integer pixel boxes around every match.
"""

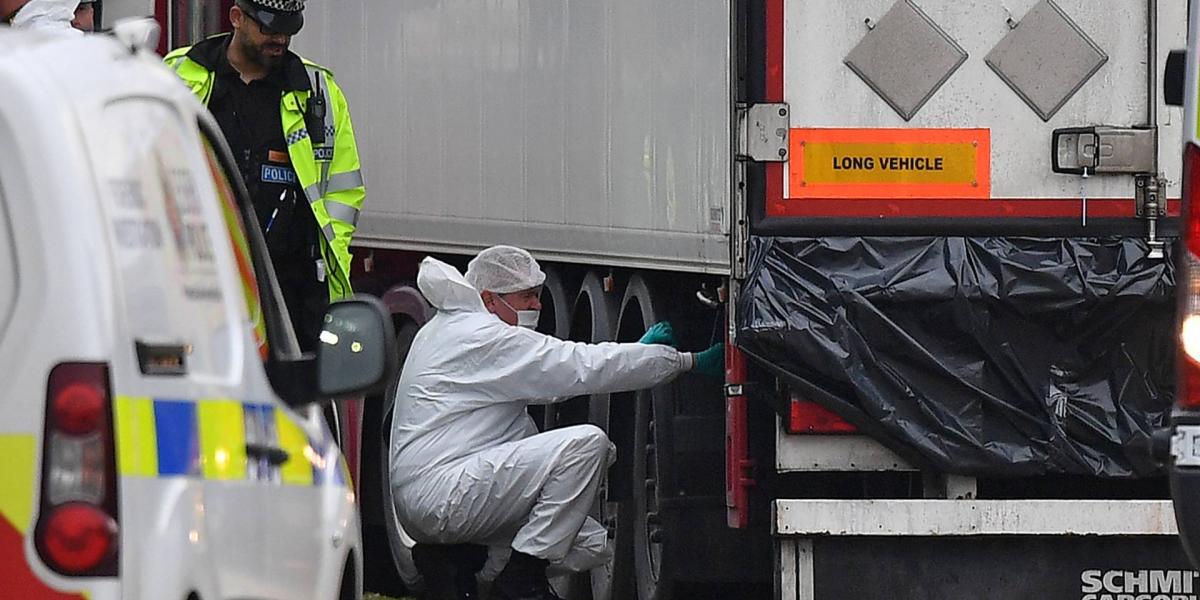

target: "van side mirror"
[1166,50,1186,107]
[316,296,397,400]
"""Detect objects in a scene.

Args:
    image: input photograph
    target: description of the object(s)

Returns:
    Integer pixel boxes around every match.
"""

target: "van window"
[201,135,269,360]
[88,99,238,379]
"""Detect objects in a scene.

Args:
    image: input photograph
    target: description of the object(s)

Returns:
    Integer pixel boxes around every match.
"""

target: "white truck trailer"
[150,0,1198,598]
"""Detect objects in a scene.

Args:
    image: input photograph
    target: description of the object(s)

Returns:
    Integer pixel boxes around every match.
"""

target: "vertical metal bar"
[727,277,740,347]
[796,539,815,600]
[777,539,798,600]
[190,0,202,45]
[777,537,814,600]
[732,160,748,280]
[725,319,753,528]
[763,0,785,209]
[164,0,173,51]
[1149,0,1159,172]
[730,0,747,281]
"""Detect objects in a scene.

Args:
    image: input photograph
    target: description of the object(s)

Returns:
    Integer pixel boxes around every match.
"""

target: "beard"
[241,36,288,69]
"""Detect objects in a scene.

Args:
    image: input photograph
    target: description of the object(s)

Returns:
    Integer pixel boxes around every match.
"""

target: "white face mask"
[497,295,541,330]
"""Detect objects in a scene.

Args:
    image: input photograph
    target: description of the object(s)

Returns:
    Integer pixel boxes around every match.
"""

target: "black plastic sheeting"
[736,236,1176,477]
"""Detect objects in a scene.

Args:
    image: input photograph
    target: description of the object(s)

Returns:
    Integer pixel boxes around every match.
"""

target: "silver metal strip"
[778,539,797,600]
[796,539,814,600]
[354,213,730,275]
[773,499,1178,536]
[775,538,816,600]
[776,428,915,472]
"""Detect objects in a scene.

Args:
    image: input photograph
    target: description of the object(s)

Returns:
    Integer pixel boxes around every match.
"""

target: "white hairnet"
[465,245,547,294]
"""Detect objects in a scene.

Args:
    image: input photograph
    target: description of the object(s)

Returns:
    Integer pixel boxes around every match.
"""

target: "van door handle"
[134,340,188,376]
[245,443,291,466]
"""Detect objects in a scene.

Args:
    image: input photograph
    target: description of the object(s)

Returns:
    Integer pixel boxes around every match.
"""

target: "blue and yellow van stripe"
[275,407,315,486]
[114,397,157,478]
[113,396,343,486]
[197,399,248,480]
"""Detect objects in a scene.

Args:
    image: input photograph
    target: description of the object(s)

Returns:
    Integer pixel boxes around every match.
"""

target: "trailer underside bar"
[774,499,1178,536]
[776,432,916,472]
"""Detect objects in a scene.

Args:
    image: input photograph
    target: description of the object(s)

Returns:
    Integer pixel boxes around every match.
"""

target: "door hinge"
[736,103,790,162]
[1135,173,1168,219]
[1137,173,1168,259]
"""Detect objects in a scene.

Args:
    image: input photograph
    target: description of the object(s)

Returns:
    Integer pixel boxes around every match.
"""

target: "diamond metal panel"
[843,0,967,121]
[984,0,1108,122]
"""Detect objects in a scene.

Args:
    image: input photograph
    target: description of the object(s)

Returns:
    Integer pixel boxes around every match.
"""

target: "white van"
[1174,0,1200,568]
[0,22,395,600]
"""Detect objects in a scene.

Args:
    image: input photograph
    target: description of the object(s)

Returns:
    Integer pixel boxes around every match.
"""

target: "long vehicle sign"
[789,128,989,200]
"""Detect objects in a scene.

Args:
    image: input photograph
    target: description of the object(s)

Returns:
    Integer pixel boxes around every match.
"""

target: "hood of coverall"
[11,0,82,33]
[416,257,487,314]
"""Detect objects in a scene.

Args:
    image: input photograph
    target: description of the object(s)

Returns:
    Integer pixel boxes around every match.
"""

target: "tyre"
[532,265,574,431]
[537,265,573,339]
[380,321,425,595]
[616,274,683,600]
[559,270,634,600]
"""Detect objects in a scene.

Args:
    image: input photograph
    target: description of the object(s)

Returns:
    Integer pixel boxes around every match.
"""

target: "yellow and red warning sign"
[789,128,990,199]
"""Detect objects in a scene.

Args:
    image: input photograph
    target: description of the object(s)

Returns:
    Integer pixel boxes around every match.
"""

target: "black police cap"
[239,0,303,36]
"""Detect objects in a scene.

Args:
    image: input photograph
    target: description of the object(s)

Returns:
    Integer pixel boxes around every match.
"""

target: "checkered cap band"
[286,129,309,146]
[284,127,334,147]
[249,0,304,12]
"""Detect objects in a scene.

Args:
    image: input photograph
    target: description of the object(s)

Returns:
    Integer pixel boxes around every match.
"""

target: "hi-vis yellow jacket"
[165,35,363,300]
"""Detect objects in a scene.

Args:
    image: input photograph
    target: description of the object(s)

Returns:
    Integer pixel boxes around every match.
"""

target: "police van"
[0,21,395,600]
[1175,0,1200,572]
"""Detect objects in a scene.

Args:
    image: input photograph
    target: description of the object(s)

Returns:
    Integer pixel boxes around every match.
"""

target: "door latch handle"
[1051,126,1156,175]
[245,443,291,466]
[134,340,188,376]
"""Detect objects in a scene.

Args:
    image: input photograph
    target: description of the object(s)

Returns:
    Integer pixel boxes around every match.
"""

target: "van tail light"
[1180,143,1200,409]
[34,363,119,577]
[787,393,857,434]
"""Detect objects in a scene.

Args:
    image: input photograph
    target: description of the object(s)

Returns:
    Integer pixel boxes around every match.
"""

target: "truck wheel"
[560,270,634,600]
[532,265,574,430]
[631,389,676,600]
[551,270,618,429]
[380,321,424,595]
[538,265,573,339]
[618,275,681,600]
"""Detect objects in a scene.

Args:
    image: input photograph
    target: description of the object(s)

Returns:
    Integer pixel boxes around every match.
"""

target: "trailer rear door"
[735,0,1188,478]
[763,0,1184,236]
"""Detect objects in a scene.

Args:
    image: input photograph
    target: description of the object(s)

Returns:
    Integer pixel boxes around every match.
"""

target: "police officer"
[165,0,365,351]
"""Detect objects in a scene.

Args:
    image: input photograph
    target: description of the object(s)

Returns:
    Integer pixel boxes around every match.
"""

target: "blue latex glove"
[692,342,725,378]
[638,321,677,347]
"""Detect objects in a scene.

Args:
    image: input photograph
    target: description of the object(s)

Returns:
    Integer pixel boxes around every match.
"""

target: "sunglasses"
[243,11,284,36]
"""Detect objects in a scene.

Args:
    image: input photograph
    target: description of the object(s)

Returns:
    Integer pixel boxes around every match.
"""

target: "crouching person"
[388,246,723,600]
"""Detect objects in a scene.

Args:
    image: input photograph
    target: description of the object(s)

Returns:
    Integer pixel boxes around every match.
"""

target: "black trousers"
[278,266,329,354]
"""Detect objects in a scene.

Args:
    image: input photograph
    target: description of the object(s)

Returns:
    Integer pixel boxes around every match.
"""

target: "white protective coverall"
[10,0,81,34]
[390,257,693,574]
